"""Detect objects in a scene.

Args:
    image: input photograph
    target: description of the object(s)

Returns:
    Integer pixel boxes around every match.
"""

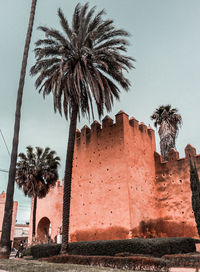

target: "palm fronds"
[151,105,182,160]
[30,2,135,120]
[16,146,60,199]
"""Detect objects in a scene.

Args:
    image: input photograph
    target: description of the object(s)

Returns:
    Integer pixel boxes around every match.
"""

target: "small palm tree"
[16,146,60,242]
[30,2,135,252]
[151,105,182,161]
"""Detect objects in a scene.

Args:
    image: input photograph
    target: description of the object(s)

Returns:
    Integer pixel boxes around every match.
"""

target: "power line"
[0,129,10,157]
[0,168,8,173]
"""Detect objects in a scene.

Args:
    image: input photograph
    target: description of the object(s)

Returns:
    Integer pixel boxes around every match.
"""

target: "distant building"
[13,224,29,249]
[0,191,18,245]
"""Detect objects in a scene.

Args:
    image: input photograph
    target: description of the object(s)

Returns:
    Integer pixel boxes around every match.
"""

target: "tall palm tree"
[16,146,60,242]
[151,105,182,161]
[30,2,135,252]
[0,0,37,255]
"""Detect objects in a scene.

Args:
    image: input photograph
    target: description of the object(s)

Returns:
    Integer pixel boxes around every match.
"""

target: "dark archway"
[37,217,51,243]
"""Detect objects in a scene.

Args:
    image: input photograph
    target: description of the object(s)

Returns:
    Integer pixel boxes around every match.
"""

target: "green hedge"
[22,247,32,256]
[30,237,197,259]
[31,244,61,259]
[69,238,196,258]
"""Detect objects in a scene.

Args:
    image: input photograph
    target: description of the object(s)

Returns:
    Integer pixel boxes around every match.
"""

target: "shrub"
[29,237,196,259]
[40,255,169,271]
[22,247,32,256]
[68,237,196,258]
[30,244,61,259]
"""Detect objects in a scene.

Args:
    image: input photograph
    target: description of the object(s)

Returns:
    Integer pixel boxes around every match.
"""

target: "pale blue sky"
[1,0,200,223]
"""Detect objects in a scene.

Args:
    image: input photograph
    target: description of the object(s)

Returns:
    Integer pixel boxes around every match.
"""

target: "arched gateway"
[37,217,51,243]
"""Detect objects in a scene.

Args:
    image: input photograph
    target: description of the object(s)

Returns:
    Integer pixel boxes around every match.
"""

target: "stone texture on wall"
[28,111,200,243]
[0,191,18,244]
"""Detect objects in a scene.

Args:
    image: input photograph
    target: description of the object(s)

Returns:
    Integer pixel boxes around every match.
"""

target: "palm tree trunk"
[61,106,78,253]
[0,0,37,255]
[32,196,37,242]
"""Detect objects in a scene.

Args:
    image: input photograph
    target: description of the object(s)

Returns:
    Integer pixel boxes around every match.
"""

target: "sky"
[1,0,200,224]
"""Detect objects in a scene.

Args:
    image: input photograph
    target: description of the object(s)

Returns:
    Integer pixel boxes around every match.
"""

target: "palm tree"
[16,146,60,242]
[0,0,37,255]
[30,2,135,252]
[151,105,182,161]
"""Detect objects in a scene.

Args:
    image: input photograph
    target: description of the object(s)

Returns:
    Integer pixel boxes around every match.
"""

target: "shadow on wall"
[70,226,130,242]
[131,218,197,238]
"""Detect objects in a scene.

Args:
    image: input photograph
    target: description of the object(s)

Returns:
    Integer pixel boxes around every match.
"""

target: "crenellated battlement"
[75,110,155,147]
[155,144,199,167]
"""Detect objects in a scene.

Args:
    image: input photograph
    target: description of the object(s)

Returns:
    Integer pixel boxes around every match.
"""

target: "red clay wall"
[0,191,18,244]
[29,111,200,243]
[122,113,158,236]
[154,144,198,238]
[70,112,132,241]
[66,111,158,241]
[28,181,63,244]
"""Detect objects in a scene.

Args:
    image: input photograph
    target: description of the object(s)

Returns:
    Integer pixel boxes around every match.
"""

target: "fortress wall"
[70,112,132,241]
[0,191,18,244]
[154,145,199,237]
[28,181,63,244]
[29,111,159,242]
[28,111,200,242]
[123,114,158,236]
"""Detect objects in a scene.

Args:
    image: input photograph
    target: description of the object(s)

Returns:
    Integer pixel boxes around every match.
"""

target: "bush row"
[28,237,197,259]
[163,253,200,267]
[40,254,169,271]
